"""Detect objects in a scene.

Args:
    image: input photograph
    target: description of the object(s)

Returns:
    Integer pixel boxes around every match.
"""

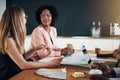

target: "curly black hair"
[35,5,59,26]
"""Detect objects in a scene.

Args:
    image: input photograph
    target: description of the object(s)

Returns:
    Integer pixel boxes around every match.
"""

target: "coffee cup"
[95,47,101,54]
[67,44,73,49]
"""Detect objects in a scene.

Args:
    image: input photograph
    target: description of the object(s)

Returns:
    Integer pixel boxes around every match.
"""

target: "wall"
[6,0,120,36]
[0,0,6,19]
[24,35,120,51]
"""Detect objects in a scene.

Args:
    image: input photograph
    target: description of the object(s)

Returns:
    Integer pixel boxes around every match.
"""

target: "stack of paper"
[35,68,66,79]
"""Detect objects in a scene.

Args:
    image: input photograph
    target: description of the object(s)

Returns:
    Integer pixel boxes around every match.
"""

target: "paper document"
[35,68,66,79]
[38,53,97,68]
[61,53,90,67]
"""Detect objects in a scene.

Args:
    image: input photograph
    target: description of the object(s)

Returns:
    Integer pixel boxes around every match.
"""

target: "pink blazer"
[30,25,61,59]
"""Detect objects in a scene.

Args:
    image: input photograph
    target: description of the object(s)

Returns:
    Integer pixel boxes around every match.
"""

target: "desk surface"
[10,65,90,80]
[9,50,115,80]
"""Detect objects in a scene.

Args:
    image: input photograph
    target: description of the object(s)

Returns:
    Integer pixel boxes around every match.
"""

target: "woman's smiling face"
[40,9,52,26]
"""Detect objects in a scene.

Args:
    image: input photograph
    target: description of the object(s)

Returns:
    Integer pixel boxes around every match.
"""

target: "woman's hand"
[48,56,64,67]
[24,44,47,60]
[61,47,74,56]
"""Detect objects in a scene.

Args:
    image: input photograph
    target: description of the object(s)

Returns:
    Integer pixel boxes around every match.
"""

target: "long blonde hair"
[0,5,26,54]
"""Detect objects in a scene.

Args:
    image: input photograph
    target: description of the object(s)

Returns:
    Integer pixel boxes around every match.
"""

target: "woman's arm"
[24,44,48,60]
[31,28,50,58]
[4,38,63,70]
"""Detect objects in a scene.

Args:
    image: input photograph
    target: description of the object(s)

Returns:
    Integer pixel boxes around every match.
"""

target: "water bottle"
[96,21,101,37]
[81,45,87,54]
[81,45,91,64]
[110,23,114,35]
[91,21,96,37]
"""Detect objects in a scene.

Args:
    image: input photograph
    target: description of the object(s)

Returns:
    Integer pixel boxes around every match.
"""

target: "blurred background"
[1,0,120,37]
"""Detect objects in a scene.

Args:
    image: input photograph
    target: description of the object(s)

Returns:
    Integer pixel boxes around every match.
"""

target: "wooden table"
[10,64,90,80]
[10,50,115,80]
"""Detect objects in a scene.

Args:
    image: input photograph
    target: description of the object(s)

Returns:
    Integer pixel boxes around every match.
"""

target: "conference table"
[10,64,90,80]
[10,50,116,80]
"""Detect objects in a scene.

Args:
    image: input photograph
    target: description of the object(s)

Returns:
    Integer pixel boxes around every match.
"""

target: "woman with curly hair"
[29,5,74,61]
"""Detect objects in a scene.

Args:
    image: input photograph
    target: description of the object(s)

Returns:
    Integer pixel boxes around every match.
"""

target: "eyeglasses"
[25,15,28,20]
[40,14,51,17]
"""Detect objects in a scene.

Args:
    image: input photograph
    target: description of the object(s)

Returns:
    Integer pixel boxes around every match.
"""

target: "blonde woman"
[0,5,63,80]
